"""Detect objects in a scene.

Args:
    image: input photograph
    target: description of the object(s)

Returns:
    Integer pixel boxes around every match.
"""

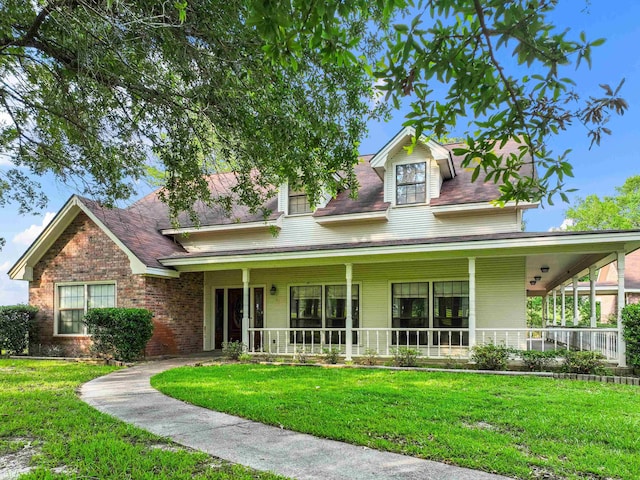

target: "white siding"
[203,257,527,350]
[180,208,519,253]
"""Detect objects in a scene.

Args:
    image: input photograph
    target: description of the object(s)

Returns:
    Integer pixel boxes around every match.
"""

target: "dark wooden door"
[227,288,243,343]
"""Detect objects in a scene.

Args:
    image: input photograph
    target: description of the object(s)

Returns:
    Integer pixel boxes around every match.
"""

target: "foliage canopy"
[0,0,628,231]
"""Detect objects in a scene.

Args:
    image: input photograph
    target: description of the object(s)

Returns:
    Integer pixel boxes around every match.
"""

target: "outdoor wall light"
[541,266,550,273]
[530,280,536,286]
[534,275,542,281]
[270,284,277,295]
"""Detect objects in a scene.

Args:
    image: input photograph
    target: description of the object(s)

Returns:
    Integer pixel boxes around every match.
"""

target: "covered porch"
[159,231,640,366]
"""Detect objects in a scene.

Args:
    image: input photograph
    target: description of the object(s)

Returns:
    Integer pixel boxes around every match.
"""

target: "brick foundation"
[29,212,203,357]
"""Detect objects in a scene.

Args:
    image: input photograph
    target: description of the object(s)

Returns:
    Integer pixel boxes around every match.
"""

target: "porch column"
[572,276,579,326]
[542,295,548,327]
[552,289,557,326]
[617,252,626,367]
[561,286,566,327]
[242,268,250,349]
[468,257,476,348]
[345,263,353,361]
[589,265,597,328]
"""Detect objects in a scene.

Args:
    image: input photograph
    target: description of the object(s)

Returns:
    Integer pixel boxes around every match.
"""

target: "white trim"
[314,210,389,225]
[159,231,640,269]
[393,159,429,207]
[431,201,538,217]
[161,217,283,235]
[54,280,117,337]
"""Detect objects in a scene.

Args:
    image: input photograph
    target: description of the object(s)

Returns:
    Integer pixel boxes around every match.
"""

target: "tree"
[565,176,640,230]
[0,0,628,237]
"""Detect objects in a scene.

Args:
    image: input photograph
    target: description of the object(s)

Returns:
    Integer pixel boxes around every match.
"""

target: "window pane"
[59,285,84,309]
[325,285,359,327]
[59,309,84,334]
[392,282,428,345]
[88,284,115,308]
[396,163,426,205]
[290,286,322,327]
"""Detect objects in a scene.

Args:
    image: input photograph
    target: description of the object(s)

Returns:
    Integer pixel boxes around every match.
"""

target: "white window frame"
[393,159,429,207]
[54,281,117,337]
[286,188,314,216]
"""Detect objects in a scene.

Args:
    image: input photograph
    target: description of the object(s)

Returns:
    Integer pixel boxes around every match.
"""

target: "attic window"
[396,163,426,205]
[288,189,312,215]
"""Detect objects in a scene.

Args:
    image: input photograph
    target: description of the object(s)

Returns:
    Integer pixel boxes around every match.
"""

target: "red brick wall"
[29,212,203,357]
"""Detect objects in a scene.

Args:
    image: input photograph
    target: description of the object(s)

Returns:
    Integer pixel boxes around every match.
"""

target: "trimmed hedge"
[622,303,640,370]
[0,305,38,355]
[83,308,153,361]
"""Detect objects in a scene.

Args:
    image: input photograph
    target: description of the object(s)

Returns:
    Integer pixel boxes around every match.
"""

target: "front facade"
[9,128,640,364]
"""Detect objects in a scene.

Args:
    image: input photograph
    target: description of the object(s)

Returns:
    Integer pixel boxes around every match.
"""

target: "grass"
[0,360,285,480]
[153,364,640,480]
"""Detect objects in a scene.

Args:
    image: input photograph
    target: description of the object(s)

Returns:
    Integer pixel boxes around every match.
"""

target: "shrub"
[471,343,511,370]
[83,308,153,361]
[294,347,309,364]
[622,303,640,370]
[238,352,253,363]
[221,341,245,360]
[361,348,379,365]
[518,350,561,371]
[562,350,606,374]
[322,347,341,364]
[391,347,420,367]
[0,305,38,355]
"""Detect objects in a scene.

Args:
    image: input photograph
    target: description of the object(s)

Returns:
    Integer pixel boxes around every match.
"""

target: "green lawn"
[153,364,640,480]
[0,360,285,480]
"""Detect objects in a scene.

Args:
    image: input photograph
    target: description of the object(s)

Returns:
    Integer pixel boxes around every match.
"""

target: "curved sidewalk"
[80,357,511,480]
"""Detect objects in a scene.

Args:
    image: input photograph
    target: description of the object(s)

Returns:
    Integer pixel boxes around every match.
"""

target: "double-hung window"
[288,189,312,215]
[57,283,115,335]
[433,281,469,346]
[396,162,426,205]
[391,282,429,344]
[289,284,359,344]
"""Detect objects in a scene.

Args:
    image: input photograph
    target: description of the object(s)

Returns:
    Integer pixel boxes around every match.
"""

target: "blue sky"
[1,1,639,304]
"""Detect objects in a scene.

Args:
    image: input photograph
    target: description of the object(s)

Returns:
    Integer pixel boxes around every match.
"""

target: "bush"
[518,350,561,371]
[238,352,253,363]
[562,350,606,374]
[83,308,153,361]
[622,303,640,369]
[391,347,420,367]
[322,347,341,364]
[221,341,245,360]
[294,347,309,364]
[361,348,379,365]
[0,305,38,355]
[471,343,511,370]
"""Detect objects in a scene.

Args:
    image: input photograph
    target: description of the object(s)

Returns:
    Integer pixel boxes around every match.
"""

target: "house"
[8,128,640,365]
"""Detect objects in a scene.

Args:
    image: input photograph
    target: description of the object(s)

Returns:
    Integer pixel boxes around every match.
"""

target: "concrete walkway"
[80,357,512,480]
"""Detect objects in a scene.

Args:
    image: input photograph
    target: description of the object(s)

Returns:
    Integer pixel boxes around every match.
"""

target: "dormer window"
[288,189,312,215]
[396,162,426,205]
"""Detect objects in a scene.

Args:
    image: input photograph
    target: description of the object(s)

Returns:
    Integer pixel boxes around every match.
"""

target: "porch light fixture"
[530,280,536,286]
[541,266,550,273]
[270,284,277,296]
[534,276,541,281]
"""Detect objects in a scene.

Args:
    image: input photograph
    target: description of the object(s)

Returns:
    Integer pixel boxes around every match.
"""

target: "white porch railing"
[248,327,619,361]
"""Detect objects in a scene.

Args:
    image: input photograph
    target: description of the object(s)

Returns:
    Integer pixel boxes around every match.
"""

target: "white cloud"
[548,218,574,232]
[12,212,56,246]
[0,260,28,305]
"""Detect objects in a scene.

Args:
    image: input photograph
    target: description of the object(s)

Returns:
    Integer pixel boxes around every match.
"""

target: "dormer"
[277,182,332,216]
[369,127,455,206]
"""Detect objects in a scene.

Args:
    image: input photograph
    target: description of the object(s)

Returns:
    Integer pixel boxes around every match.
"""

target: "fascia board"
[161,216,283,235]
[314,210,389,225]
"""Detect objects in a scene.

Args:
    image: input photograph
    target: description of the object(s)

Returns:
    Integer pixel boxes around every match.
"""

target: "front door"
[227,288,244,343]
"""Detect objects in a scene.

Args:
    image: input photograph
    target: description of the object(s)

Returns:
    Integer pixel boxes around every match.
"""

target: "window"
[325,285,359,344]
[288,189,312,215]
[57,283,115,335]
[433,281,469,346]
[289,284,360,344]
[396,162,426,205]
[391,282,429,344]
